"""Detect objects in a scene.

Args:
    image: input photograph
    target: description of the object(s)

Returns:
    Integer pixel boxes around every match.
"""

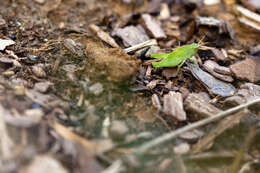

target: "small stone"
[61,64,77,72]
[203,0,220,5]
[109,120,129,140]
[2,71,15,77]
[173,143,190,155]
[115,25,149,47]
[0,56,14,64]
[86,113,99,128]
[179,129,204,142]
[89,83,103,95]
[230,56,260,82]
[159,3,170,20]
[31,65,46,78]
[34,0,45,4]
[141,14,166,39]
[24,108,44,121]
[0,38,15,51]
[163,91,186,121]
[19,155,68,173]
[34,81,53,93]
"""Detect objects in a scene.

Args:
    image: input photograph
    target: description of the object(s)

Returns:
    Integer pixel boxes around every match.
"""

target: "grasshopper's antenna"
[198,35,206,46]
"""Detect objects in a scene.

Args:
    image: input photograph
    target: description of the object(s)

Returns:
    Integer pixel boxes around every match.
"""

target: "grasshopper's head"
[190,43,200,50]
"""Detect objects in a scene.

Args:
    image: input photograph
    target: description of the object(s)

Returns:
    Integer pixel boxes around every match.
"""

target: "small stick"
[124,39,157,53]
[135,98,260,155]
[236,5,260,24]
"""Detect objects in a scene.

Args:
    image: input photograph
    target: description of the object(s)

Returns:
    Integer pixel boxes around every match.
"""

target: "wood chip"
[184,92,221,118]
[163,91,186,121]
[141,14,166,39]
[115,25,149,47]
[203,60,234,82]
[89,24,119,48]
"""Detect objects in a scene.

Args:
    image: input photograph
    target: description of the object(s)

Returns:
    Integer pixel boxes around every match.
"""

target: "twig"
[135,98,260,155]
[124,39,157,53]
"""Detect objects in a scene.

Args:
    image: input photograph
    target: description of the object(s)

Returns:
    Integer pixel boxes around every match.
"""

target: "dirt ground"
[1,0,260,173]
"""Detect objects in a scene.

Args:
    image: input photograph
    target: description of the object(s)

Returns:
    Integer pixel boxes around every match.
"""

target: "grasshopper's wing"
[150,53,170,59]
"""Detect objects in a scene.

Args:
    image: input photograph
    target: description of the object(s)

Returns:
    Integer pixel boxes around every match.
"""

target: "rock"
[19,155,69,173]
[24,108,44,121]
[224,83,260,107]
[179,129,204,142]
[31,65,46,78]
[184,92,221,118]
[173,143,190,155]
[0,38,15,51]
[141,14,166,39]
[203,60,234,82]
[230,56,260,82]
[34,81,53,93]
[163,91,186,121]
[115,25,149,47]
[109,120,129,140]
[89,83,103,95]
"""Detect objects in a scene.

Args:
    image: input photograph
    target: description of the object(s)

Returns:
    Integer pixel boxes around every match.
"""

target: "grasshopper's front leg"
[176,60,186,74]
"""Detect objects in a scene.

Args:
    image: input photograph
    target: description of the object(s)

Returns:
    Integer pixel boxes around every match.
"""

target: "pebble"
[24,108,44,121]
[31,65,46,78]
[0,38,15,51]
[88,83,103,95]
[179,129,204,142]
[173,143,190,155]
[230,56,260,82]
[34,81,53,93]
[109,120,129,140]
[19,155,68,173]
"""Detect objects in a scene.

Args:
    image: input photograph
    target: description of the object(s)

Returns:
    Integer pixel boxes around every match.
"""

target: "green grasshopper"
[150,41,208,73]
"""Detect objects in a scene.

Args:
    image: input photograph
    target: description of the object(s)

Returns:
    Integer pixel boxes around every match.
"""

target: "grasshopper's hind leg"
[176,60,186,74]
